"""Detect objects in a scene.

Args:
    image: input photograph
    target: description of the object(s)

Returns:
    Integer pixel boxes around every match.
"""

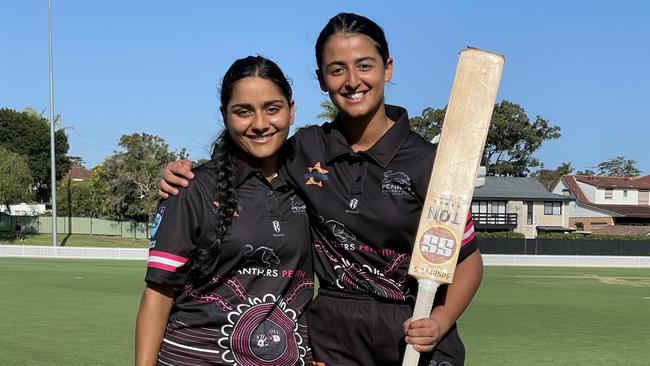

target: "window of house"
[575,222,584,231]
[623,190,628,197]
[527,201,533,225]
[544,201,561,215]
[490,201,506,224]
[640,190,649,205]
[490,201,506,213]
[472,201,488,214]
[605,188,613,199]
[591,222,608,229]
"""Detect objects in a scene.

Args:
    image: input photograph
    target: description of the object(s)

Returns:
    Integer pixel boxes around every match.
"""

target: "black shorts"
[307,288,465,366]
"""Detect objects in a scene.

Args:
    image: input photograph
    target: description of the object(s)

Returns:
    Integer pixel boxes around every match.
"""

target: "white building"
[553,175,650,232]
[0,203,47,216]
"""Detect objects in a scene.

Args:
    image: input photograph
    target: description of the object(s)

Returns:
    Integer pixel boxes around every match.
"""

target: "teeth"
[349,92,363,100]
[250,134,273,141]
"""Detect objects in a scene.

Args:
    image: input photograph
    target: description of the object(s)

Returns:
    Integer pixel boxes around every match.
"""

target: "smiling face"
[317,32,393,121]
[222,76,295,171]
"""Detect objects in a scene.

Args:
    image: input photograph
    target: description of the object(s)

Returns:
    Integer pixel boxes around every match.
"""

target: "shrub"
[475,231,525,239]
[536,232,650,241]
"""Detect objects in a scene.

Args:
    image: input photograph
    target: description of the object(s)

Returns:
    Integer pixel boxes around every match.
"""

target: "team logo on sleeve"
[304,162,329,187]
[149,206,166,247]
[381,170,414,196]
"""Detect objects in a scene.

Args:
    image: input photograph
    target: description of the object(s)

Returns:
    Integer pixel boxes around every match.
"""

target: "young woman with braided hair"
[136,56,314,366]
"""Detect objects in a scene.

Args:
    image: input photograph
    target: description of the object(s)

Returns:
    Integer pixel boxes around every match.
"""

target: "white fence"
[0,245,147,260]
[482,254,650,268]
[2,245,650,267]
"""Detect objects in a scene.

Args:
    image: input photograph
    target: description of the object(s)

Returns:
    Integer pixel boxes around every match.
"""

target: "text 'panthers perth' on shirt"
[146,158,313,366]
[283,105,477,302]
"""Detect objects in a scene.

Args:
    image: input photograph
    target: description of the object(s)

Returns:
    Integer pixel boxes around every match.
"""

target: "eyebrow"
[325,56,377,68]
[229,99,285,109]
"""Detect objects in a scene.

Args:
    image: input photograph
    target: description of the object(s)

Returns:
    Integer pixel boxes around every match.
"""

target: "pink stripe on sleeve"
[149,250,189,263]
[148,261,180,272]
[461,221,476,246]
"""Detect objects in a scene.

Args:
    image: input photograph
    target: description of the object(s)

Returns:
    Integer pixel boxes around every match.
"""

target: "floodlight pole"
[48,0,57,248]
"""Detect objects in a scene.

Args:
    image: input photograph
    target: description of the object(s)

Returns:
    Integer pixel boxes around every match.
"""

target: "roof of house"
[591,225,650,236]
[574,175,650,189]
[561,175,650,218]
[473,176,571,201]
[63,165,92,181]
[637,175,650,184]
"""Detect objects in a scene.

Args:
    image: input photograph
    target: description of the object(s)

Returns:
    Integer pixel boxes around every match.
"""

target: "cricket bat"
[402,47,504,366]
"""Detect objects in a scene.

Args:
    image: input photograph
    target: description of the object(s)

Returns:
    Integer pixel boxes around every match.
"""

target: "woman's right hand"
[158,159,195,199]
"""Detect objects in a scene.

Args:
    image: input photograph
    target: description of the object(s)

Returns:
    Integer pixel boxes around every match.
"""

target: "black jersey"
[283,105,477,302]
[146,158,313,366]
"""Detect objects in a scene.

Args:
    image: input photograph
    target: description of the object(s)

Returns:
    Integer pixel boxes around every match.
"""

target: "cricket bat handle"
[402,279,440,366]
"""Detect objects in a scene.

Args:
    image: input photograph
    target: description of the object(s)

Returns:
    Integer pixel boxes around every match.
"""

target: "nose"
[251,113,270,134]
[345,69,360,90]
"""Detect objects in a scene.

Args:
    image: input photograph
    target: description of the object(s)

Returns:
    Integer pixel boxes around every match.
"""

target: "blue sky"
[2,1,649,175]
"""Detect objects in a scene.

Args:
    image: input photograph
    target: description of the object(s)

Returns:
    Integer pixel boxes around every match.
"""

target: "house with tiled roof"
[63,165,92,182]
[472,176,573,238]
[553,175,650,232]
[636,175,650,185]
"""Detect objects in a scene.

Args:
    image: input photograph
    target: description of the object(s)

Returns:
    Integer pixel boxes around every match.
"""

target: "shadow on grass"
[0,231,19,243]
[60,233,72,247]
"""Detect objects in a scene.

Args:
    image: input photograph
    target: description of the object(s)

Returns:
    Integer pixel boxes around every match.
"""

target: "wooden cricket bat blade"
[402,47,504,366]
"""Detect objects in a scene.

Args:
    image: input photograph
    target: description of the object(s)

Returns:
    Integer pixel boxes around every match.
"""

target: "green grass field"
[1,259,648,365]
[0,232,148,248]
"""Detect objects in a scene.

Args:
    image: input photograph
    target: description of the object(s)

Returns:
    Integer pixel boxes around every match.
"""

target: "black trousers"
[307,288,465,366]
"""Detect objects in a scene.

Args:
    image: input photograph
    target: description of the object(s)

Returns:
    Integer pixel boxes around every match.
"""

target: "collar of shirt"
[234,151,290,189]
[324,104,411,168]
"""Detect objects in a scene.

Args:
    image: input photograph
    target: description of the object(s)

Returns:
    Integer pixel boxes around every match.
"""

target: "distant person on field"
[15,220,23,240]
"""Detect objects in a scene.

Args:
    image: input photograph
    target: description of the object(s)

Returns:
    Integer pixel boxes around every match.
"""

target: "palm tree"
[316,100,338,121]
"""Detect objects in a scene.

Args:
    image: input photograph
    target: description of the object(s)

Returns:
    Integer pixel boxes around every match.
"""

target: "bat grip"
[402,279,439,366]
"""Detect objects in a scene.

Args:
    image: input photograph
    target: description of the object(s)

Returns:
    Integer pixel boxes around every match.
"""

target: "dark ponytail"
[187,55,292,285]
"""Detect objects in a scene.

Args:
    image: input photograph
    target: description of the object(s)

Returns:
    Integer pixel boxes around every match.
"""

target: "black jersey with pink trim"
[282,104,477,302]
[146,158,313,366]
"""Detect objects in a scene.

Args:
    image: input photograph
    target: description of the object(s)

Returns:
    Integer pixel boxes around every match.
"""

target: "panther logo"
[243,245,280,267]
[289,195,306,214]
[324,219,356,243]
[381,170,413,196]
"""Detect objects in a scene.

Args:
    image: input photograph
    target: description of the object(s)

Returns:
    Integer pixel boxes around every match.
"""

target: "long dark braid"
[187,131,238,284]
[187,55,292,285]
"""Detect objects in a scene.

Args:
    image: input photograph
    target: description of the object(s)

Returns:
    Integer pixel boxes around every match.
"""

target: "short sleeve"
[145,184,204,287]
[458,210,478,263]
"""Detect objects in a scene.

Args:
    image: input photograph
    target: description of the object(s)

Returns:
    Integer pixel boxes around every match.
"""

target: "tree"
[100,133,181,222]
[409,100,561,176]
[409,106,445,141]
[0,108,71,201]
[535,162,573,190]
[316,100,338,121]
[597,156,640,177]
[576,169,595,176]
[0,146,33,208]
[57,168,107,218]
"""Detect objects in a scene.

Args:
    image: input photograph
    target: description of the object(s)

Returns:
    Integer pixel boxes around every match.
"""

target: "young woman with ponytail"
[135,56,314,366]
